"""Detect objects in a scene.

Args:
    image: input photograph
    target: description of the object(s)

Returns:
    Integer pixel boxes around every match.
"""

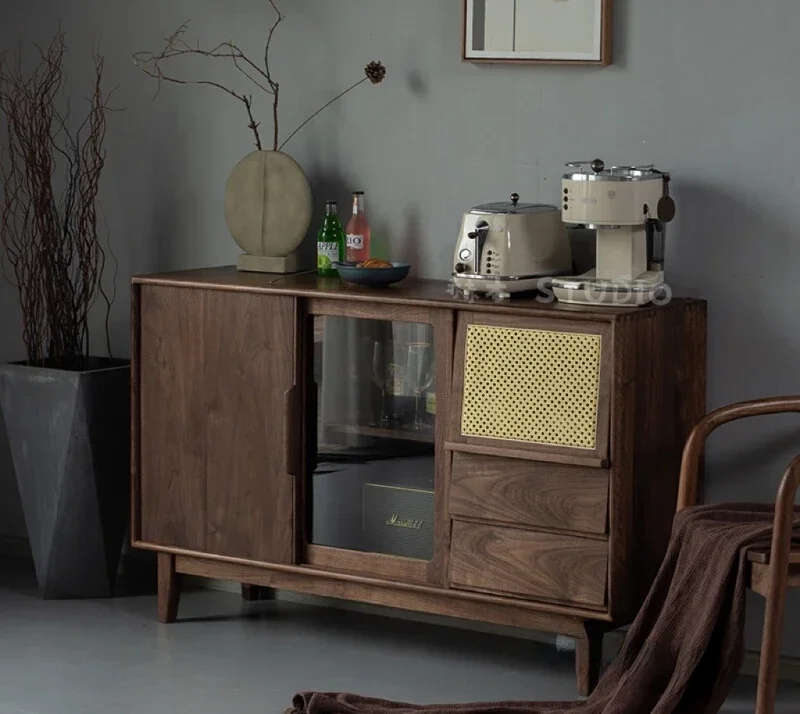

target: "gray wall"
[3,0,800,653]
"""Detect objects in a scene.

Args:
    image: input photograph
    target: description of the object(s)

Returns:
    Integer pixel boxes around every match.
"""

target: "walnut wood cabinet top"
[133,266,702,321]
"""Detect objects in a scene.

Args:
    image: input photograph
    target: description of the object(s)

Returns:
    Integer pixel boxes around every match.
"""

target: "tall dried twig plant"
[0,32,116,369]
[133,1,386,152]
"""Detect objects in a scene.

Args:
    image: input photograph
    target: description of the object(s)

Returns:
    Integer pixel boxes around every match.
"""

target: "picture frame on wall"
[463,0,613,66]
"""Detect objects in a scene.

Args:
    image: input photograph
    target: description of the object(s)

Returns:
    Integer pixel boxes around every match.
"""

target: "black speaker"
[311,455,434,560]
[363,482,434,560]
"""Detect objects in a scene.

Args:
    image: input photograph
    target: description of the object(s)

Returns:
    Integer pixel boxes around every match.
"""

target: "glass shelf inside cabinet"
[310,315,436,561]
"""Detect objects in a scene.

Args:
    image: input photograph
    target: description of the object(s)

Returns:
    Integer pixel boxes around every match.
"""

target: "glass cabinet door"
[309,315,436,561]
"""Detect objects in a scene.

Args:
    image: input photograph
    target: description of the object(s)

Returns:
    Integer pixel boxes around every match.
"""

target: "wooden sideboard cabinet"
[131,267,707,695]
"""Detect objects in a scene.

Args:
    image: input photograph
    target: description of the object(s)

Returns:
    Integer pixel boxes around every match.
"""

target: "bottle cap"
[352,191,365,196]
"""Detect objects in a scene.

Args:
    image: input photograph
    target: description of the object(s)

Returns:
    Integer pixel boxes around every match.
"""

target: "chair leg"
[755,584,788,714]
[755,456,800,714]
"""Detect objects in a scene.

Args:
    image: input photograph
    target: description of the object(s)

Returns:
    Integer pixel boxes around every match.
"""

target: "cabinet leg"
[241,584,274,601]
[157,553,181,624]
[575,628,603,697]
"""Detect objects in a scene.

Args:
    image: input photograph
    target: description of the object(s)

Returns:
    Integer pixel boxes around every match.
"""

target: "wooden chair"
[677,396,800,714]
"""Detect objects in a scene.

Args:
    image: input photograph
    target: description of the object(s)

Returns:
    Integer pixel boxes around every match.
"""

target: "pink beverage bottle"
[345,191,371,263]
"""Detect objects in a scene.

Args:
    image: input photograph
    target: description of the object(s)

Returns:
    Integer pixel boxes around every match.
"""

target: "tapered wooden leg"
[157,553,181,623]
[576,628,603,697]
[241,584,274,601]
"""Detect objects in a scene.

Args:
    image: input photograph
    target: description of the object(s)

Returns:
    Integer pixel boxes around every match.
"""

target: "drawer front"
[449,453,609,535]
[452,314,612,463]
[449,521,608,608]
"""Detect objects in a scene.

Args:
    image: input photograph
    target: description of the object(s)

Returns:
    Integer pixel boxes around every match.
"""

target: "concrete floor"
[1,558,799,714]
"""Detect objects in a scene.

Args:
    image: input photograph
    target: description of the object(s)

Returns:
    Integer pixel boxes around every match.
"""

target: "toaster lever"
[468,220,490,273]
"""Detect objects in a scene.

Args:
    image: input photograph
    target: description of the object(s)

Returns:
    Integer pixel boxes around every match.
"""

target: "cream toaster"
[452,193,572,299]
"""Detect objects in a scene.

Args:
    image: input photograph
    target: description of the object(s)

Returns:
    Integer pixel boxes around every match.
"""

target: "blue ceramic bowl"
[335,262,411,287]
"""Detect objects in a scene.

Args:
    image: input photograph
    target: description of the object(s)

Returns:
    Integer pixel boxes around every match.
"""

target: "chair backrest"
[677,397,800,511]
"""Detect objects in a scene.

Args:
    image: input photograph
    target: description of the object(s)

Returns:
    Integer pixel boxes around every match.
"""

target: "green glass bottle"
[317,201,345,276]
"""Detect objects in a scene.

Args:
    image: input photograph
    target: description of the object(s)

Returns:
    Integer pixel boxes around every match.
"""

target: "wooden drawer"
[449,453,609,535]
[448,521,608,608]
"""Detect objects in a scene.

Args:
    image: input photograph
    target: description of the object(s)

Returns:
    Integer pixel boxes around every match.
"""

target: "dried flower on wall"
[133,1,386,152]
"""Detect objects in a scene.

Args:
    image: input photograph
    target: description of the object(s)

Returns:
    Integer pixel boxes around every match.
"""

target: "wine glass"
[406,343,434,431]
[372,340,410,427]
[371,341,397,427]
[347,336,371,427]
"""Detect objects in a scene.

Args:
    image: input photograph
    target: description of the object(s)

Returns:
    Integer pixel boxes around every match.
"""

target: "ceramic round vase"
[224,150,313,273]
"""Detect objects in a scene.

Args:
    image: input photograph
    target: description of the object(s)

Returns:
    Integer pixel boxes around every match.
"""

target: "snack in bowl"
[357,259,393,268]
[334,260,411,287]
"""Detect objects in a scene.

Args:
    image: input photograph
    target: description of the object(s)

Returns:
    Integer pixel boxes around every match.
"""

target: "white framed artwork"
[463,0,613,65]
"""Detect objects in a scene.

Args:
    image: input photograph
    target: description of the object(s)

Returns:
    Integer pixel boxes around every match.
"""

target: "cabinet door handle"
[309,382,318,474]
[283,385,301,477]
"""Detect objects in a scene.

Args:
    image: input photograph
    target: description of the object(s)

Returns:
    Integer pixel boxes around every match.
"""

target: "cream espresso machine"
[452,193,572,300]
[552,159,676,307]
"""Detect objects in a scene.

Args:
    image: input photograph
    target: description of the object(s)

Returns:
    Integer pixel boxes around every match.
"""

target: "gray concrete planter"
[0,359,130,598]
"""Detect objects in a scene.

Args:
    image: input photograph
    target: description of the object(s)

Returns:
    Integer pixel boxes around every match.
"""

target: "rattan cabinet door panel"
[451,313,612,463]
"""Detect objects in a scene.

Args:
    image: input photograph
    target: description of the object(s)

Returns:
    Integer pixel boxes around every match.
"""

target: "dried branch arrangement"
[133,0,386,152]
[0,32,116,368]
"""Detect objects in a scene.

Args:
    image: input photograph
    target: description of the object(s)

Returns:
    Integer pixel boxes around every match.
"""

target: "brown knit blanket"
[287,503,796,714]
